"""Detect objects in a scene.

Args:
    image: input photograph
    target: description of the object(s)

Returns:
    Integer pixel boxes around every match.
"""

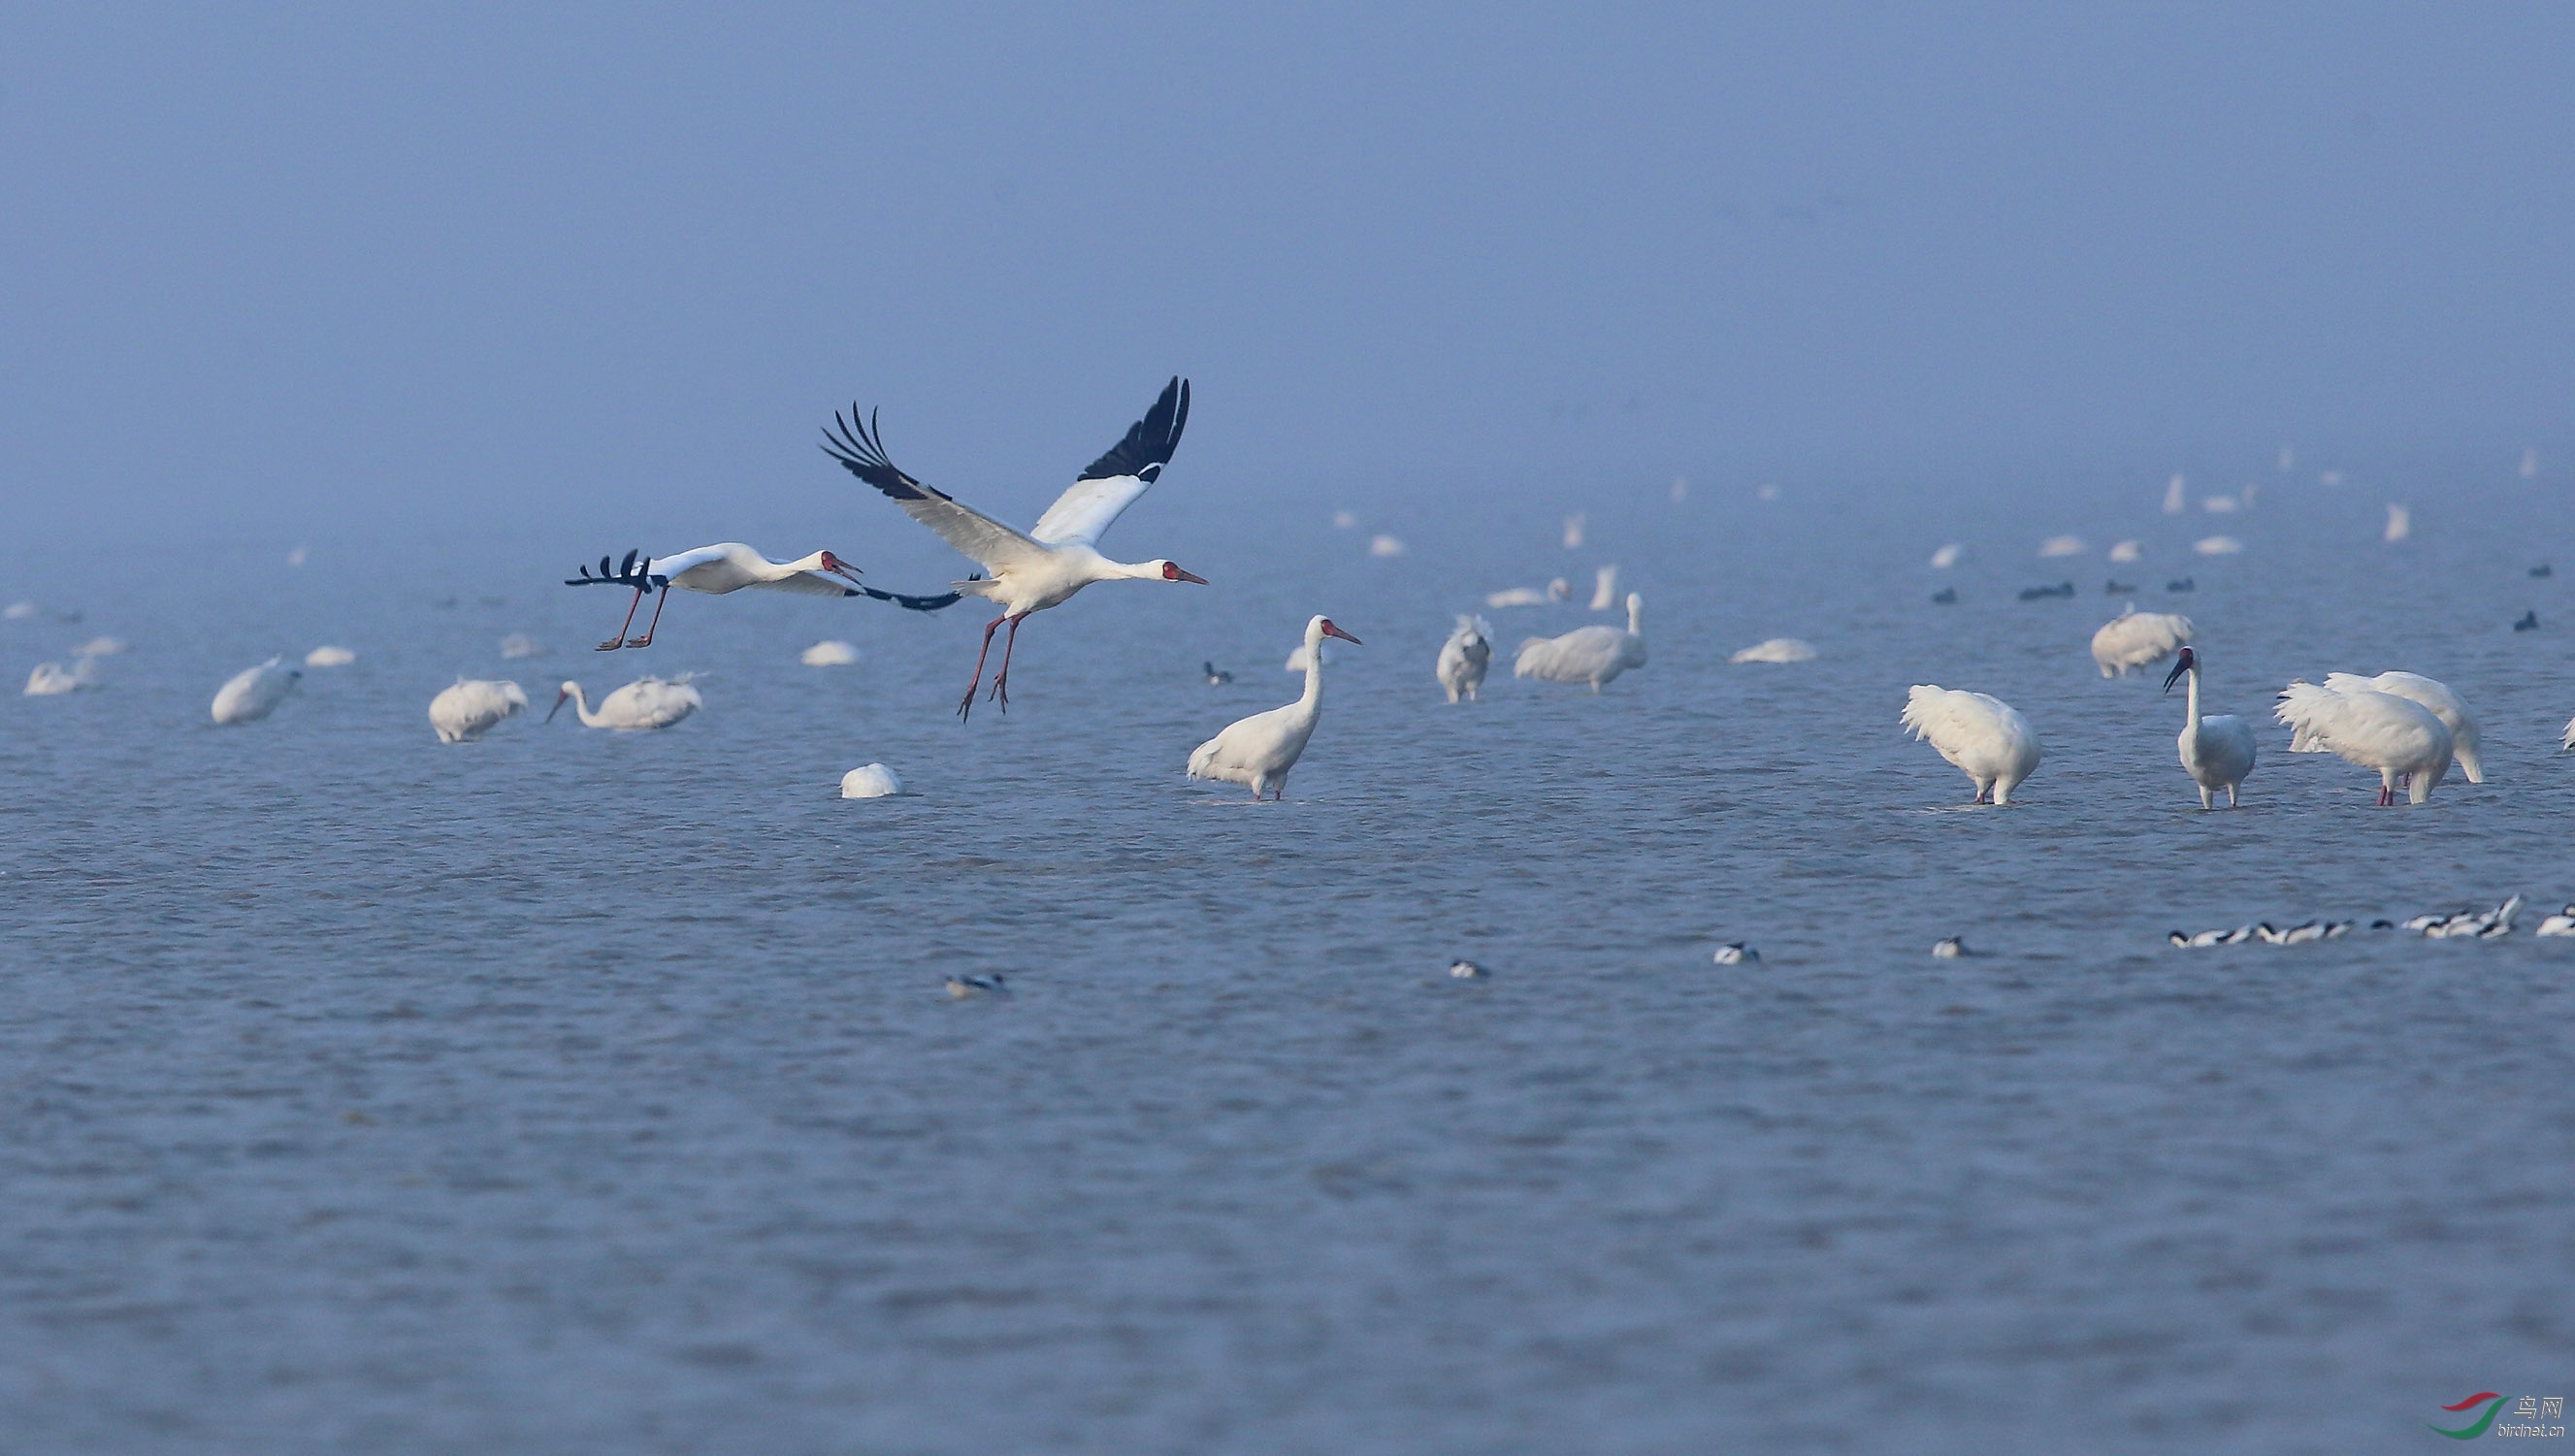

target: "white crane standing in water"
[547,676,702,731]
[1189,616,1362,799]
[2274,679,2450,805]
[1901,686,2042,804]
[2162,646,2256,807]
[1436,615,1491,702]
[1515,593,1646,692]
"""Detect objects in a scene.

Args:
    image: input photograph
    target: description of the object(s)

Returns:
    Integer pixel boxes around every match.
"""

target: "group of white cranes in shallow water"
[26,373,2562,818]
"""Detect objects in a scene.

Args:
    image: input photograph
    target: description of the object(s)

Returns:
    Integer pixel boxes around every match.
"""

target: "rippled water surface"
[3,475,2571,1452]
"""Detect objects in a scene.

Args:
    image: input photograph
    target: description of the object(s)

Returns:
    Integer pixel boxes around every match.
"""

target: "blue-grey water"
[3,472,2570,1452]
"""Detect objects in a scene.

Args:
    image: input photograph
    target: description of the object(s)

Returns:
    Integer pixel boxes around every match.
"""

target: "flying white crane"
[565,543,918,651]
[1188,616,1361,799]
[2274,679,2451,804]
[1436,615,1492,702]
[823,377,1204,719]
[2320,671,2482,783]
[428,679,530,743]
[1901,686,2042,804]
[546,675,702,731]
[2161,646,2256,807]
[1515,593,1646,692]
[211,659,301,725]
[2090,603,2194,677]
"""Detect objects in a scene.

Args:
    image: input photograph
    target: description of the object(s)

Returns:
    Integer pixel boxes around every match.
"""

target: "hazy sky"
[5,5,2570,543]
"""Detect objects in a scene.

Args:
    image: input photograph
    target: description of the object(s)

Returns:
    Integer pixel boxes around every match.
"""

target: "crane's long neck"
[2181,664,2202,738]
[570,685,604,727]
[1296,629,1326,712]
[1626,598,1643,635]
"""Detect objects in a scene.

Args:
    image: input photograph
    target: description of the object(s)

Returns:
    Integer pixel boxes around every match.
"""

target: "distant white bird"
[839,763,903,797]
[428,678,529,743]
[305,645,357,667]
[1587,564,1619,611]
[2162,646,2256,808]
[2274,679,2451,804]
[1437,615,1492,702]
[547,675,701,731]
[212,659,302,725]
[2321,671,2482,783]
[71,636,123,658]
[499,632,543,660]
[1,601,36,620]
[1929,543,1963,569]
[2536,904,2575,937]
[2107,540,2141,563]
[2090,603,2194,677]
[1562,513,1585,549]
[1189,616,1361,799]
[2038,534,2086,558]
[801,640,861,666]
[824,377,1203,719]
[2384,503,2410,542]
[1932,936,1969,957]
[1448,958,1489,979]
[566,543,878,652]
[1730,637,1816,664]
[2194,535,2243,556]
[1515,593,1646,692]
[1484,578,1573,608]
[2202,495,2238,513]
[1369,534,1407,558]
[24,660,100,696]
[2162,474,2187,513]
[1284,640,1333,672]
[1711,943,1759,964]
[1901,685,2041,804]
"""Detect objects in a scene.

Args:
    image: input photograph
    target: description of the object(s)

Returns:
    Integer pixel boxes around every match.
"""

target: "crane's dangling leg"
[958,613,1007,721]
[598,583,646,651]
[625,586,670,649]
[985,614,1027,711]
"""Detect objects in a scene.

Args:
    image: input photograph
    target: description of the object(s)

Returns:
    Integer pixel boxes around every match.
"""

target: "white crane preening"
[546,675,702,731]
[2274,679,2451,805]
[1188,616,1361,799]
[211,659,302,725]
[2161,646,2257,808]
[2319,671,2482,783]
[2091,603,2194,677]
[1901,685,2042,804]
[823,376,1205,720]
[1515,593,1646,692]
[429,679,530,743]
[564,543,960,652]
[1437,615,1492,702]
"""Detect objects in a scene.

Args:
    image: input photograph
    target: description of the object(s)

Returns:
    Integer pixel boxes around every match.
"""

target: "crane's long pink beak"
[1321,621,1362,645]
[544,691,570,723]
[1175,568,1208,584]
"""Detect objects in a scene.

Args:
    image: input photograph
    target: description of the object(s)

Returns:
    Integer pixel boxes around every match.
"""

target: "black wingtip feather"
[820,404,939,502]
[1077,375,1190,484]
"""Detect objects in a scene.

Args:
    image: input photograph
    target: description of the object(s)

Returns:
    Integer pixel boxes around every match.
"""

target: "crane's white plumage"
[1515,593,1646,692]
[840,763,903,797]
[823,378,1202,716]
[1730,637,1817,663]
[212,659,301,725]
[1484,578,1572,608]
[305,646,357,667]
[1436,615,1492,702]
[1587,565,1619,611]
[2161,646,2256,808]
[2320,671,2481,783]
[2090,603,2194,677]
[2274,679,2451,804]
[1190,616,1360,799]
[24,659,100,696]
[1902,685,2042,804]
[650,543,868,599]
[548,676,701,731]
[428,678,530,743]
[801,639,861,666]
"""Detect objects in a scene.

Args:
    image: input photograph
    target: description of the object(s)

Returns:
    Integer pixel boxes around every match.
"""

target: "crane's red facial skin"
[1320,620,1363,645]
[820,551,862,581]
[1162,562,1208,584]
[2162,645,2194,694]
